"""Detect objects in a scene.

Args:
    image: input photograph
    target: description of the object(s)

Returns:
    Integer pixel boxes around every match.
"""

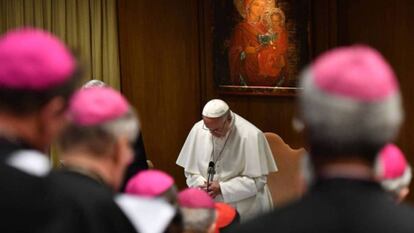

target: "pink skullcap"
[178,188,214,209]
[0,27,75,90]
[68,87,129,126]
[125,170,174,197]
[311,45,398,102]
[378,144,408,179]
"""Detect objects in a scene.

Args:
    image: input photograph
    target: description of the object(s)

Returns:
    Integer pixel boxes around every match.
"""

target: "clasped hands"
[200,181,221,198]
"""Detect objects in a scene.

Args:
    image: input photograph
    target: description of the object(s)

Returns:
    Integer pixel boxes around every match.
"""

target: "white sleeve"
[220,175,267,203]
[184,171,207,187]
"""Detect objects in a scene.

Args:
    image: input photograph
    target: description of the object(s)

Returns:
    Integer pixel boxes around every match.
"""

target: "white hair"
[101,108,140,143]
[82,79,107,88]
[380,166,412,193]
[181,207,216,233]
[299,68,403,155]
[374,158,412,193]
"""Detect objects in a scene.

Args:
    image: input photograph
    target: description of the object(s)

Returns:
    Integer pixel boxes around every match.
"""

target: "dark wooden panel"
[310,0,338,56]
[220,96,305,149]
[117,0,201,188]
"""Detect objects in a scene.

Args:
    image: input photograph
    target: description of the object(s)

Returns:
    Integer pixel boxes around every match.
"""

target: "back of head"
[125,169,177,205]
[0,27,80,115]
[58,87,139,157]
[375,144,412,197]
[178,188,216,233]
[299,45,403,163]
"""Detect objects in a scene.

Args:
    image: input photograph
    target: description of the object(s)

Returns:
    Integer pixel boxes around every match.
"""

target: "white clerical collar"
[115,194,175,233]
[6,150,50,177]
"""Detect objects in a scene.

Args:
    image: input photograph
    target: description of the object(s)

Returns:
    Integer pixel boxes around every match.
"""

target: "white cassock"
[176,112,277,220]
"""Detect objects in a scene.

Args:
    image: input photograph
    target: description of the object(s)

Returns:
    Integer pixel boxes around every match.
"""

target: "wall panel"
[118,0,201,188]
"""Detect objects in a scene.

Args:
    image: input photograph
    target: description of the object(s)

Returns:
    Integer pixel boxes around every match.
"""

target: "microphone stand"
[207,161,215,192]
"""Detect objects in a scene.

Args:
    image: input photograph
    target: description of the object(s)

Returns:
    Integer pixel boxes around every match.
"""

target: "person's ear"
[397,187,410,203]
[112,136,133,165]
[36,96,67,150]
[111,136,133,191]
[207,222,216,233]
[112,137,123,164]
[40,96,66,124]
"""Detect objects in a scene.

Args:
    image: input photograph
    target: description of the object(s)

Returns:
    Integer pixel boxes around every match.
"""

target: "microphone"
[207,161,215,191]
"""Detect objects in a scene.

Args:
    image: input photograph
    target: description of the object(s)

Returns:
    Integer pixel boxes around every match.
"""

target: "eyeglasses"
[202,118,228,134]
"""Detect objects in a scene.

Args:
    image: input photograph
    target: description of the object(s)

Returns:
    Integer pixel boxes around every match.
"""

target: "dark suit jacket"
[0,138,65,233]
[235,178,414,233]
[50,170,138,233]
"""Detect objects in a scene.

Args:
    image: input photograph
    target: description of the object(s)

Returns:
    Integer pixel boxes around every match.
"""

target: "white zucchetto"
[202,99,229,118]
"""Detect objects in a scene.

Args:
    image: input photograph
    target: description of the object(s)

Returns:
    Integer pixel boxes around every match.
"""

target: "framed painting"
[213,0,311,96]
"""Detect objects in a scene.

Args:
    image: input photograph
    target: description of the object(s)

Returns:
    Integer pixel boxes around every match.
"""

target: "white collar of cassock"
[6,150,50,177]
[115,194,175,233]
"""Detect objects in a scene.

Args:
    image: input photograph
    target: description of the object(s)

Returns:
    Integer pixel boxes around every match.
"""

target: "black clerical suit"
[235,178,414,233]
[0,138,64,233]
[121,133,148,191]
[49,169,138,233]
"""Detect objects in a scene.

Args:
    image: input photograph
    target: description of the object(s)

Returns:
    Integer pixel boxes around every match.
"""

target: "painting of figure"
[213,0,310,95]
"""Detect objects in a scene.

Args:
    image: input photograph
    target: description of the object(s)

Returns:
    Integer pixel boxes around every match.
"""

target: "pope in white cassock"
[176,99,277,220]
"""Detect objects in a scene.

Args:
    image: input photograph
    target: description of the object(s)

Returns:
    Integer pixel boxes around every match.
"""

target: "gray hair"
[102,108,139,143]
[299,68,403,159]
[374,156,412,194]
[82,79,107,89]
[181,207,216,233]
[300,153,314,186]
